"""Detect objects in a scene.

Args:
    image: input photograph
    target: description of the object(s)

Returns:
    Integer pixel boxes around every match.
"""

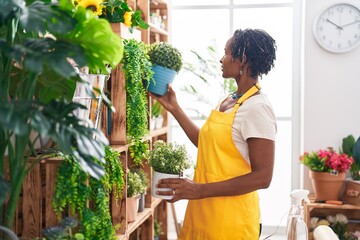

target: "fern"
[122,39,154,165]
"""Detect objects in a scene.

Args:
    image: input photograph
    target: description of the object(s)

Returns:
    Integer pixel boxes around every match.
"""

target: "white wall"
[303,0,360,191]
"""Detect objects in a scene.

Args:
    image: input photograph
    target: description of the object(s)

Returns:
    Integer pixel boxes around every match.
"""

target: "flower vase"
[152,171,180,200]
[147,65,177,96]
[309,170,346,201]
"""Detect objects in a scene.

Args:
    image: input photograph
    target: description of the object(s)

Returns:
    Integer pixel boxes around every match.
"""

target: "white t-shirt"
[218,93,277,164]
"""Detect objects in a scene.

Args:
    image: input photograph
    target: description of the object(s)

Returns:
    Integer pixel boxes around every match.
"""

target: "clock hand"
[341,20,360,28]
[326,18,343,30]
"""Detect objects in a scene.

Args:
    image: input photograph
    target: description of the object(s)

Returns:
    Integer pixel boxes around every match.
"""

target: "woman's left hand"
[156,177,201,203]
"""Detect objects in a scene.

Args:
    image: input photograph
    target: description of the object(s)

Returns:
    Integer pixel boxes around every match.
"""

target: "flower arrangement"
[299,147,353,173]
[73,0,149,31]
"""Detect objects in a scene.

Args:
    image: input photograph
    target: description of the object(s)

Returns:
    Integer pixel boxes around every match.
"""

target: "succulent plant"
[148,42,183,73]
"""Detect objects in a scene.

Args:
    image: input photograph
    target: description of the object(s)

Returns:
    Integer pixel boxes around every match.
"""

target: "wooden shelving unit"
[106,1,171,239]
[304,197,360,237]
[8,1,171,239]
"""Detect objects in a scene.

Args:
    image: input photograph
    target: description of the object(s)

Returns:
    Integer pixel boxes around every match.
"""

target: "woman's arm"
[150,84,200,147]
[156,137,275,202]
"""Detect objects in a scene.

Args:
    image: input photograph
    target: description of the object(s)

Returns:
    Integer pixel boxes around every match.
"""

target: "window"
[169,0,299,230]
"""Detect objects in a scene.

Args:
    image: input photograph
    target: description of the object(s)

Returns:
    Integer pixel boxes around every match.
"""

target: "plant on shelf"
[299,147,353,174]
[122,39,154,165]
[148,140,190,199]
[147,42,183,96]
[300,147,354,201]
[74,0,149,31]
[341,135,360,180]
[126,169,143,222]
[53,146,124,239]
[42,217,85,240]
[0,0,123,229]
[154,219,164,240]
[151,100,164,130]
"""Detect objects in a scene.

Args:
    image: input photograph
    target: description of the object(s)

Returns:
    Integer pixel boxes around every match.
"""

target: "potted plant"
[299,147,353,200]
[154,219,163,240]
[147,42,183,96]
[341,135,360,206]
[151,100,164,130]
[126,170,142,222]
[0,0,123,230]
[148,140,190,200]
[131,168,149,213]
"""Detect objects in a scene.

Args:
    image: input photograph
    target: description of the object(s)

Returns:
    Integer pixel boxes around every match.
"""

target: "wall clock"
[313,2,360,53]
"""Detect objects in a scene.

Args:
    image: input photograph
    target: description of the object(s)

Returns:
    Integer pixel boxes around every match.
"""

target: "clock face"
[313,3,360,53]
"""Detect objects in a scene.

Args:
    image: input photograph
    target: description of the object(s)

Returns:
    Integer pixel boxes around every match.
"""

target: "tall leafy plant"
[0,0,123,229]
[122,39,154,165]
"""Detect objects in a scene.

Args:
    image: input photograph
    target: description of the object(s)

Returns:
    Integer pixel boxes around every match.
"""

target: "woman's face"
[220,37,240,79]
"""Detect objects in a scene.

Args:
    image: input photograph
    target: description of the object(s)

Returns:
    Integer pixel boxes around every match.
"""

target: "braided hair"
[231,29,277,79]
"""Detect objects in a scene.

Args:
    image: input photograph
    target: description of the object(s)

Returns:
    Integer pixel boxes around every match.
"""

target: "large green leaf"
[67,7,123,74]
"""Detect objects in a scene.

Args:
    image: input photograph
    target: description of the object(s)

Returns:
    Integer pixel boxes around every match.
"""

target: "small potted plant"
[148,140,190,200]
[299,147,353,200]
[131,168,149,213]
[147,42,183,96]
[127,170,143,222]
[151,100,164,130]
[154,219,163,240]
[341,135,360,206]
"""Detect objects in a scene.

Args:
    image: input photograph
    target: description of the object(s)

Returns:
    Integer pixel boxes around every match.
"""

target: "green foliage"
[53,146,124,240]
[100,0,149,30]
[42,217,85,240]
[151,100,163,118]
[181,41,236,119]
[148,140,190,174]
[148,42,183,73]
[132,168,149,194]
[342,135,360,180]
[0,0,122,228]
[122,39,154,165]
[127,170,143,197]
[154,219,163,237]
[66,6,123,74]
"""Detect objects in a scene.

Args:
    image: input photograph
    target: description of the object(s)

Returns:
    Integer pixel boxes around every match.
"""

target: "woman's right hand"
[149,83,179,114]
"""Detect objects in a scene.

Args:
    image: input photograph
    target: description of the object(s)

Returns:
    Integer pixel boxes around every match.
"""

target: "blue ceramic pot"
[148,65,177,96]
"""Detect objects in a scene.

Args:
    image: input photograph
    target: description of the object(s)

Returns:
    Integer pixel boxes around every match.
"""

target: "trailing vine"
[52,146,124,240]
[122,39,154,165]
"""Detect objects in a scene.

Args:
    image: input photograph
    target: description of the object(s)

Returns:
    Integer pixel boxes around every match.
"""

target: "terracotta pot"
[309,171,346,201]
[126,195,140,223]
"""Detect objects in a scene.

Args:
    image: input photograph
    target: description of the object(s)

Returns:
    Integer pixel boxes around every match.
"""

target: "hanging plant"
[53,146,124,239]
[122,39,154,165]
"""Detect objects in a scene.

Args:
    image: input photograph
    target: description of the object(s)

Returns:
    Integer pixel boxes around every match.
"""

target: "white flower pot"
[151,171,180,200]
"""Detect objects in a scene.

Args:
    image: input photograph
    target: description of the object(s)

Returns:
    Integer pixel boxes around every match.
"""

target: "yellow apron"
[178,84,261,240]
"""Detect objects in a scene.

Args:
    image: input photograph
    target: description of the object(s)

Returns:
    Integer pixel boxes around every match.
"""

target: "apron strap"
[231,83,261,114]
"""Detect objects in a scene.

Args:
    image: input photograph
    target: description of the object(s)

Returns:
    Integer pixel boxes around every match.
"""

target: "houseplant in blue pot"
[147,42,183,96]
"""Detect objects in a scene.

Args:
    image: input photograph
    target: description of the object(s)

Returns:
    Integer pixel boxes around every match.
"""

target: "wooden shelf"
[150,127,168,137]
[149,23,168,36]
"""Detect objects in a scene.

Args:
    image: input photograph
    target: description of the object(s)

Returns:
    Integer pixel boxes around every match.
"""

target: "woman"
[152,28,277,239]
